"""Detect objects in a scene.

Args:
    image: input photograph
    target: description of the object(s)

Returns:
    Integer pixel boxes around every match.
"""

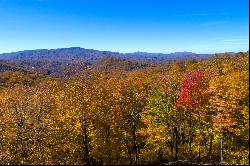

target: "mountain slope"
[0,60,33,74]
[94,56,153,71]
[0,47,213,64]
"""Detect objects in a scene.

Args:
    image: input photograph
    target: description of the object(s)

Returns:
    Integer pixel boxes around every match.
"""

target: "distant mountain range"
[0,47,213,64]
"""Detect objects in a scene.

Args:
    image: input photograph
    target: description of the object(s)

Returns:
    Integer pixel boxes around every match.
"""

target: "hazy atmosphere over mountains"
[0,47,214,77]
[0,47,213,64]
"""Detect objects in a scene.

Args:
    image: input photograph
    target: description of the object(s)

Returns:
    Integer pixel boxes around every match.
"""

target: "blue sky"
[0,0,249,54]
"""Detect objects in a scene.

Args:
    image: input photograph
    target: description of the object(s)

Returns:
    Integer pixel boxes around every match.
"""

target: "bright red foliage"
[176,70,207,110]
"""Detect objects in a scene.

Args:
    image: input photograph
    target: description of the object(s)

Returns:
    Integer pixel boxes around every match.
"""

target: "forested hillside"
[93,56,153,71]
[1,57,153,78]
[7,59,88,77]
[0,60,34,74]
[0,52,248,165]
[0,47,212,64]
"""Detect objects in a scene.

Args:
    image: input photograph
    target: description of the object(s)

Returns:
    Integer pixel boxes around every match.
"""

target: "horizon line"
[0,47,248,55]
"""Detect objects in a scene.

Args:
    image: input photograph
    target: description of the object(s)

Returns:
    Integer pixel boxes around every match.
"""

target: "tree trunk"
[174,127,178,161]
[197,112,208,159]
[188,112,192,157]
[36,109,44,165]
[220,130,223,163]
[198,142,201,159]
[170,129,174,158]
[15,115,25,164]
[132,123,138,164]
[122,136,133,165]
[105,125,112,165]
[208,129,213,160]
[82,116,90,165]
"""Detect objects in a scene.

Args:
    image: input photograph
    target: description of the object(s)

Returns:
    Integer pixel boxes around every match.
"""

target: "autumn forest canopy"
[0,51,249,165]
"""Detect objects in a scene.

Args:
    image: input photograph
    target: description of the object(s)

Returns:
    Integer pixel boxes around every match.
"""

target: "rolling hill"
[0,47,213,64]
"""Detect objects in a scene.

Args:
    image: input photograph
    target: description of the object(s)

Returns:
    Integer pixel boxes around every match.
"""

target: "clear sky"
[0,0,249,54]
